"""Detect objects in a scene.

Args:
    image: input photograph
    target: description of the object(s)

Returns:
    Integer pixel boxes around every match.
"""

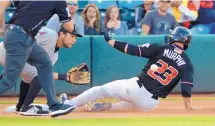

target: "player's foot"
[15,104,22,113]
[19,105,49,116]
[15,108,20,114]
[49,103,75,118]
[60,93,69,104]
[15,104,42,114]
[84,102,112,112]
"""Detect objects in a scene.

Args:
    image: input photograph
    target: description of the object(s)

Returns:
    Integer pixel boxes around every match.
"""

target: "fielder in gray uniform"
[0,25,83,116]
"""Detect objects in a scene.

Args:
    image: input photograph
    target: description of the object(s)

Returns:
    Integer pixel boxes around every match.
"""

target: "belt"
[137,79,158,100]
[6,24,34,39]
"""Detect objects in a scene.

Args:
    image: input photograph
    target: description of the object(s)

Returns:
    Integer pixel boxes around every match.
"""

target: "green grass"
[0,116,215,126]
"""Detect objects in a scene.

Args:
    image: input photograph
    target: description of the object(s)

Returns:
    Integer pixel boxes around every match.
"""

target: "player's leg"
[0,27,34,94]
[132,84,160,111]
[12,61,39,113]
[27,42,57,106]
[17,52,59,113]
[21,76,40,109]
[26,42,74,117]
[15,80,30,112]
[111,101,134,110]
[64,77,159,111]
[19,76,50,116]
[20,51,61,109]
[0,42,31,112]
[16,53,65,115]
[64,78,136,110]
[83,101,134,111]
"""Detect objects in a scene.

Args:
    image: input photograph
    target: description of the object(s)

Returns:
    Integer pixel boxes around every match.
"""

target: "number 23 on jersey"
[147,59,178,85]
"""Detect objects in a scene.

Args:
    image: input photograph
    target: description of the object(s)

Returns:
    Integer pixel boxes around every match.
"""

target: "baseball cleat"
[15,108,20,114]
[49,103,75,118]
[19,105,49,116]
[84,102,112,112]
[15,104,43,114]
[60,93,69,104]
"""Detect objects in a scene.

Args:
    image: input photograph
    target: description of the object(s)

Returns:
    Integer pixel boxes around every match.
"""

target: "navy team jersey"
[137,43,194,98]
[8,1,71,36]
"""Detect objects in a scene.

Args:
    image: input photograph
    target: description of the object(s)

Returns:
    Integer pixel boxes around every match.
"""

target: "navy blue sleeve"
[181,84,192,97]
[126,43,160,58]
[181,65,194,97]
[54,1,71,23]
[137,43,161,58]
[114,41,160,58]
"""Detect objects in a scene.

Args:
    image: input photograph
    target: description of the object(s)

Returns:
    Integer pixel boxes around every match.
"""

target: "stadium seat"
[117,0,143,9]
[190,23,214,34]
[120,9,135,21]
[88,0,117,9]
[78,1,88,9]
[129,27,141,35]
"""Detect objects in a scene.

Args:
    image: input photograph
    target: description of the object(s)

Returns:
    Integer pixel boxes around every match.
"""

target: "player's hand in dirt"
[186,107,202,111]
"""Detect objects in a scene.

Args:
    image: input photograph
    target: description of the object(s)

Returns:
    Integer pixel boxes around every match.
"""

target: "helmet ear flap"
[168,34,176,44]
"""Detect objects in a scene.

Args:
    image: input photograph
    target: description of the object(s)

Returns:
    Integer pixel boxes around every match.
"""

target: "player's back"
[9,1,69,36]
[138,44,193,98]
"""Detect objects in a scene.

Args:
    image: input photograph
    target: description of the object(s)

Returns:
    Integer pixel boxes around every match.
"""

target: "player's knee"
[22,77,35,84]
[29,51,52,69]
[21,72,37,84]
[37,58,52,69]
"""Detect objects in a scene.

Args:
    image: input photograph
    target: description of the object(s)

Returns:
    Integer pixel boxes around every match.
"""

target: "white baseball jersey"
[0,27,59,83]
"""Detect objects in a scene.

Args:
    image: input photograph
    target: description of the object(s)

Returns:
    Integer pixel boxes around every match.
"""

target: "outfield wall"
[0,35,214,95]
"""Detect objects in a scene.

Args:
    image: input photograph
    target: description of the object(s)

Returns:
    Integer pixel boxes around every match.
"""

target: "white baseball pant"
[65,77,159,111]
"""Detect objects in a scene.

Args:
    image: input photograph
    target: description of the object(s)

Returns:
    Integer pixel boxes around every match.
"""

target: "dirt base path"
[0,94,215,119]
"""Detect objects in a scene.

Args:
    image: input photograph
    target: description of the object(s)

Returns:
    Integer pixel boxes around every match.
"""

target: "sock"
[16,80,30,110]
[21,76,41,111]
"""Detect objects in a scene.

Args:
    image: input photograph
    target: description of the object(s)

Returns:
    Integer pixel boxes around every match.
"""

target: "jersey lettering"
[138,43,150,48]
[147,59,179,85]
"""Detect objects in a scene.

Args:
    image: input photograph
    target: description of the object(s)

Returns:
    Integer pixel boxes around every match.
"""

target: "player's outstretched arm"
[103,28,159,58]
